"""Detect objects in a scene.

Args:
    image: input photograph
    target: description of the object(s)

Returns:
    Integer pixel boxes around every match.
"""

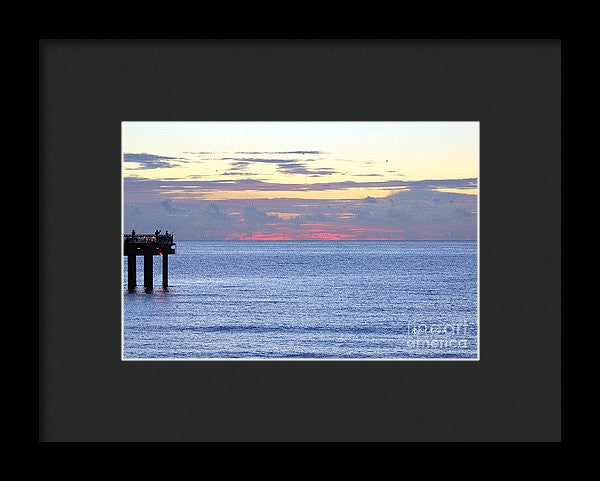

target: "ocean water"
[123,241,478,359]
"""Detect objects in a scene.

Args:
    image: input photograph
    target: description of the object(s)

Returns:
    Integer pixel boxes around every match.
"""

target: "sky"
[123,122,478,240]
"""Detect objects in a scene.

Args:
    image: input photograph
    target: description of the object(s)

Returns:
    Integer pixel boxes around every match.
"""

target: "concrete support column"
[162,254,168,288]
[127,255,136,290]
[144,254,153,289]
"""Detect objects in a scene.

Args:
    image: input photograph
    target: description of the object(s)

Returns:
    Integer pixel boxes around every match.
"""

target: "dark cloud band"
[124,152,188,169]
[233,150,326,155]
[125,177,477,193]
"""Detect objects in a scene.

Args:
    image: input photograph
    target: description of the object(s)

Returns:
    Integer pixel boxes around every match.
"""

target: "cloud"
[221,172,262,176]
[276,163,337,176]
[125,204,143,217]
[160,199,182,213]
[222,157,299,168]
[242,206,273,228]
[222,157,339,177]
[124,183,477,240]
[124,177,477,198]
[233,150,326,155]
[409,178,478,190]
[453,206,474,218]
[222,157,316,164]
[196,203,236,239]
[124,152,187,169]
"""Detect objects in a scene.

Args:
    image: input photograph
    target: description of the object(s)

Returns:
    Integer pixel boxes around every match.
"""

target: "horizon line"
[160,238,478,242]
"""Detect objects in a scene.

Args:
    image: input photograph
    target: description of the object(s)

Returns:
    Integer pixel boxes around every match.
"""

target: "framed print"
[39,39,561,442]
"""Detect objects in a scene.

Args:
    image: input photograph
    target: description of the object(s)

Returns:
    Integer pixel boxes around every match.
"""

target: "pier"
[124,231,176,290]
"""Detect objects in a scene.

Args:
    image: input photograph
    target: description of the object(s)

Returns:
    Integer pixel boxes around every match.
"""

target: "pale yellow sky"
[123,122,478,200]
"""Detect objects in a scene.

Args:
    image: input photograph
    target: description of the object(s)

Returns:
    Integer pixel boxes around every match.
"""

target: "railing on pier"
[124,233,174,244]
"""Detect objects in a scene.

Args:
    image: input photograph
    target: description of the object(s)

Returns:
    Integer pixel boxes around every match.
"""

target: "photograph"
[122,121,479,360]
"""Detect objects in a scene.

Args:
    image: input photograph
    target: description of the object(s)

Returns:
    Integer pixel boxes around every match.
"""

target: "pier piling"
[144,254,153,289]
[162,253,168,288]
[127,255,136,290]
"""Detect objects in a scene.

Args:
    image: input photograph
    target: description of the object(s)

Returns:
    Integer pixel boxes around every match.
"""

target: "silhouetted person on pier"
[131,229,136,240]
[155,229,161,238]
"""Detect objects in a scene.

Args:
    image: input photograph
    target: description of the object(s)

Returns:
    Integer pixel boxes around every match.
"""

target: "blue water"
[123,241,478,359]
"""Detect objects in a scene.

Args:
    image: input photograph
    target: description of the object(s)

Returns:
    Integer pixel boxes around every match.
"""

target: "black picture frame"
[38,38,562,442]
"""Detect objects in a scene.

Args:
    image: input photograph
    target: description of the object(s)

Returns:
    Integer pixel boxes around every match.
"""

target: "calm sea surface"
[123,241,478,359]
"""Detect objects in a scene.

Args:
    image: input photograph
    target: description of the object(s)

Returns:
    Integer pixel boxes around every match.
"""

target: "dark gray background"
[39,40,561,441]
